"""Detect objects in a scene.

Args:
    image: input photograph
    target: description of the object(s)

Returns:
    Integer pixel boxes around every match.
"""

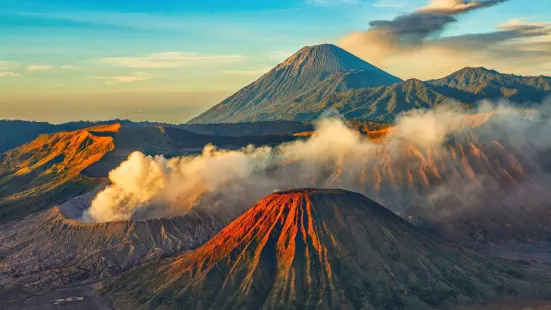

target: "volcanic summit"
[106,189,548,310]
[187,44,402,124]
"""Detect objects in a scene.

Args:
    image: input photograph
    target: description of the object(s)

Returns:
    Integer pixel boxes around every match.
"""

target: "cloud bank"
[90,72,156,84]
[26,65,53,72]
[100,52,247,69]
[339,0,551,79]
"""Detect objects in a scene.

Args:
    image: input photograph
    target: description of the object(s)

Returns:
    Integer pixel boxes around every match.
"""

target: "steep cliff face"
[107,189,550,310]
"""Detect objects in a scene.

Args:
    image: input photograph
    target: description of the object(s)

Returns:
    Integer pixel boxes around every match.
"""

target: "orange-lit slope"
[107,189,548,310]
[0,125,118,222]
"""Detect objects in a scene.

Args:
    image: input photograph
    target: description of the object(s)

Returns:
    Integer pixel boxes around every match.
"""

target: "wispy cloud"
[100,52,247,69]
[89,72,156,84]
[61,65,81,70]
[0,61,19,70]
[0,72,20,78]
[371,0,406,8]
[26,65,53,71]
[419,0,508,14]
[222,67,272,76]
[338,0,551,78]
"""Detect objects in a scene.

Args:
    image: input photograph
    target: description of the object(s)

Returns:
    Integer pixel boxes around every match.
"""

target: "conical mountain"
[187,44,401,124]
[106,189,549,310]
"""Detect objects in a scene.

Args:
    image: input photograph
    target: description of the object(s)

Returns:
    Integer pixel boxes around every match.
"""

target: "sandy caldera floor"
[2,284,113,310]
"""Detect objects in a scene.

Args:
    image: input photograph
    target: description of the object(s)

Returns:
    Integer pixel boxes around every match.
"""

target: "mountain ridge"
[188,43,551,124]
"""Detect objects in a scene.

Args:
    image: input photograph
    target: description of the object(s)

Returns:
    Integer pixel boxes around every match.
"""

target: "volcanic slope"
[0,123,296,223]
[309,78,467,122]
[189,49,550,124]
[0,195,227,302]
[106,189,550,310]
[188,44,402,124]
[0,124,117,223]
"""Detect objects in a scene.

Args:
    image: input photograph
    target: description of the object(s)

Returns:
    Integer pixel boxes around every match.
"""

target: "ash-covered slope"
[188,44,401,124]
[106,189,549,310]
[0,200,226,302]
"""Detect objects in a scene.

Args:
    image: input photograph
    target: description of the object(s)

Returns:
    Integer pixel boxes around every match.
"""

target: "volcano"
[106,189,549,310]
[187,44,402,124]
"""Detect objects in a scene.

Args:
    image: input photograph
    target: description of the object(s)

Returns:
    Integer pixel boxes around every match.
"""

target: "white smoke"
[83,101,551,242]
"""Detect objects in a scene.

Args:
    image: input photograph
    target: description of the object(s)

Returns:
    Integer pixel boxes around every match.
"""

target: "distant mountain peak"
[427,66,551,101]
[401,78,426,86]
[457,67,500,74]
[276,43,383,76]
[188,44,401,124]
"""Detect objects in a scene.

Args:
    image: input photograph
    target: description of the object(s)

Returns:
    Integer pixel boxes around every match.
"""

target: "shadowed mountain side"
[188,44,401,124]
[303,79,469,122]
[0,120,61,153]
[106,189,551,310]
[0,203,226,302]
[428,67,551,103]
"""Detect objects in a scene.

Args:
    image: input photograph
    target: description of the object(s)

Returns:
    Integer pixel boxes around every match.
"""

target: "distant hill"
[0,120,64,153]
[106,189,550,310]
[0,123,296,223]
[188,44,402,124]
[300,78,468,122]
[427,67,551,103]
[0,119,316,153]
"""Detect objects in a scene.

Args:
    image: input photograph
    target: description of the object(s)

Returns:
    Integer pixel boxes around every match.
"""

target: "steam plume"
[84,100,551,243]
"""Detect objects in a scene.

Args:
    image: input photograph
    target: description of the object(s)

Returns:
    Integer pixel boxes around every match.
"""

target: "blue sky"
[0,0,550,123]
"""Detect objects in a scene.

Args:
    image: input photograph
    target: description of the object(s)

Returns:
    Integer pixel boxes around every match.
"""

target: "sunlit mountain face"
[0,124,118,222]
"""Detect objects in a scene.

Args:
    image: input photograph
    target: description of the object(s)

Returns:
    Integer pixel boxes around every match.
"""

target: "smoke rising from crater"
[83,101,551,242]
